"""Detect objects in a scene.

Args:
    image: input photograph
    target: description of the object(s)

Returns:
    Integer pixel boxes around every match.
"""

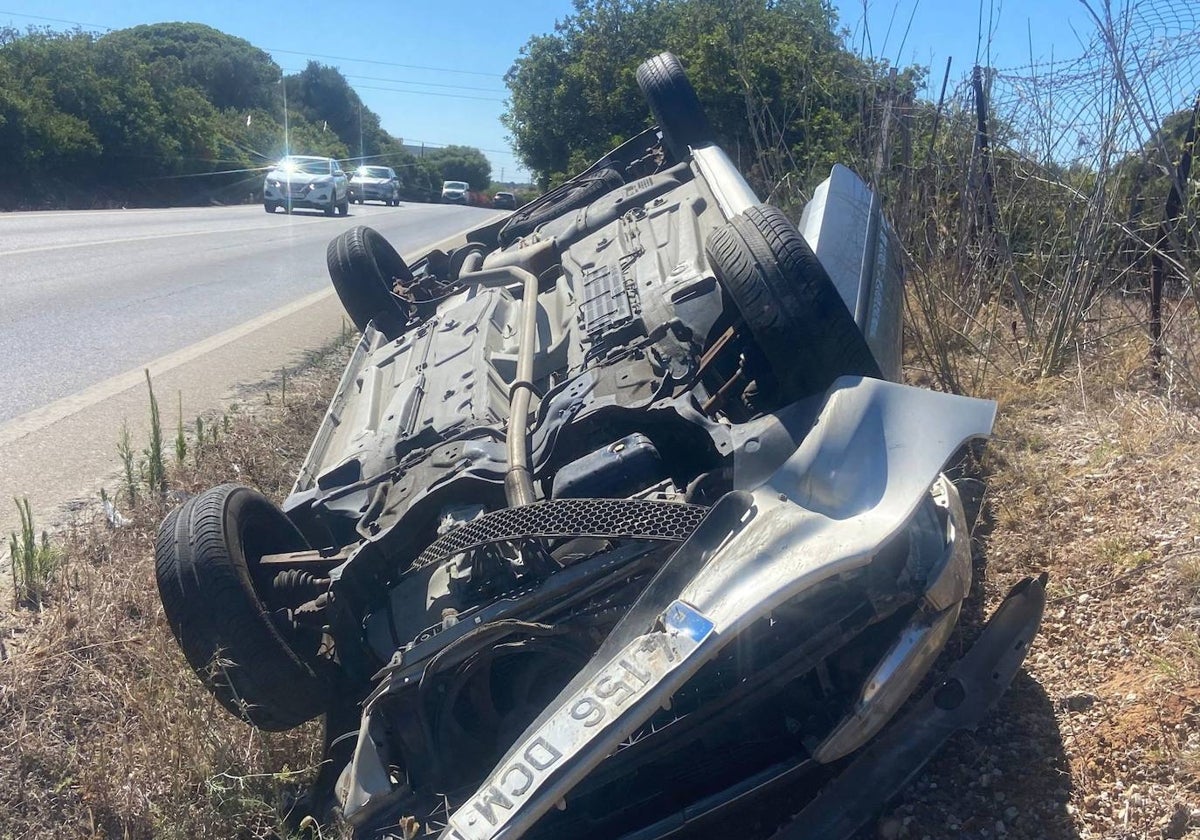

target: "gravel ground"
[884,376,1200,840]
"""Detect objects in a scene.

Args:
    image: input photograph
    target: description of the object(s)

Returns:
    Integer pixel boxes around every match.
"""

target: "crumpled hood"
[335,376,998,838]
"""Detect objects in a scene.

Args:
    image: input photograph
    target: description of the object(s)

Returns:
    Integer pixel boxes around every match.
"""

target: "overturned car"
[155,52,1045,840]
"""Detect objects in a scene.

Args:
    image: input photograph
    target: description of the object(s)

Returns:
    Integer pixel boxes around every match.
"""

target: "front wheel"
[154,485,331,731]
[263,201,276,214]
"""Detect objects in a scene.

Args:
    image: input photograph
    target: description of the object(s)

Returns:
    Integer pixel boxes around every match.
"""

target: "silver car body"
[350,165,400,204]
[156,50,1044,840]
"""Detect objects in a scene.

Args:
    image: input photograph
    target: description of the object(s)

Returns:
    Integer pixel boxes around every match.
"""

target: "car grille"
[413,498,708,568]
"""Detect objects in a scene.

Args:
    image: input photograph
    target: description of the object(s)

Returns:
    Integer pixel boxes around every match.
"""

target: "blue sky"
[0,0,1107,182]
[834,0,1097,73]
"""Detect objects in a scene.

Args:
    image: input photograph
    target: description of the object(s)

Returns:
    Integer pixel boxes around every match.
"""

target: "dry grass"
[0,345,351,840]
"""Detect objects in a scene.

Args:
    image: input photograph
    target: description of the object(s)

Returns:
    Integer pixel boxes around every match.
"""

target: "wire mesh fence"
[835,0,1200,396]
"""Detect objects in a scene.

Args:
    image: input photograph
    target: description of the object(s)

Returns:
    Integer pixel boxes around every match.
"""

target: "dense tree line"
[502,0,917,191]
[0,22,490,208]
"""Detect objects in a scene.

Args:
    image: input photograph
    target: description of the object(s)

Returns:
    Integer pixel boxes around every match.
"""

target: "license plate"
[443,601,715,840]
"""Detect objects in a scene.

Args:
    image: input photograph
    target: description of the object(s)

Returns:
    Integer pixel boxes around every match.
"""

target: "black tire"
[264,201,276,214]
[324,193,337,216]
[706,204,881,402]
[325,225,412,335]
[338,194,350,216]
[636,51,714,162]
[498,167,624,247]
[154,484,329,731]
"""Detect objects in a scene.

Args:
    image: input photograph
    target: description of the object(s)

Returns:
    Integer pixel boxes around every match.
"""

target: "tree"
[422,145,492,189]
[502,0,902,191]
[98,23,280,110]
[0,24,408,208]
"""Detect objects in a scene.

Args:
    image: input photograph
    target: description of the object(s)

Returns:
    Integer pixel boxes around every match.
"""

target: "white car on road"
[264,155,349,216]
[440,179,470,204]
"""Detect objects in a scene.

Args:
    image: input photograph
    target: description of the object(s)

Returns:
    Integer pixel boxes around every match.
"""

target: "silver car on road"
[349,165,401,206]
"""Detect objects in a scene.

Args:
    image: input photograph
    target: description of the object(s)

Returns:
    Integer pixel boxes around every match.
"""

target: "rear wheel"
[706,205,881,402]
[154,485,330,731]
[326,225,412,336]
[636,51,715,162]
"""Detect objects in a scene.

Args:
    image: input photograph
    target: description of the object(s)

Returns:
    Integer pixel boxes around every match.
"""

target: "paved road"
[0,202,498,423]
[0,201,501,544]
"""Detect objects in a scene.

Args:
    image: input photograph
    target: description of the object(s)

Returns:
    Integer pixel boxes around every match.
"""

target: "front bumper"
[352,184,395,201]
[264,183,336,208]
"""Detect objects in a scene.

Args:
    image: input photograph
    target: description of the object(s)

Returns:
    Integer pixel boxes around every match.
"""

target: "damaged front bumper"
[337,377,1039,839]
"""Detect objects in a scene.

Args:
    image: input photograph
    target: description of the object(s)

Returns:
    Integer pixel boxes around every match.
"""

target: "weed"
[1178,554,1200,601]
[143,369,165,497]
[0,346,349,839]
[1180,745,1200,782]
[1095,535,1154,569]
[193,416,206,466]
[9,497,57,609]
[117,420,138,507]
[1086,439,1122,468]
[175,391,187,467]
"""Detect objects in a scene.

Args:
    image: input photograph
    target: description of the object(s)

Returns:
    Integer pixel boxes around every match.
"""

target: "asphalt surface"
[0,201,499,423]
[0,200,502,544]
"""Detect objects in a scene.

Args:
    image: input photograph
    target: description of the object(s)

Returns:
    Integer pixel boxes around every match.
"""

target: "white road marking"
[0,288,337,448]
[0,216,329,257]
